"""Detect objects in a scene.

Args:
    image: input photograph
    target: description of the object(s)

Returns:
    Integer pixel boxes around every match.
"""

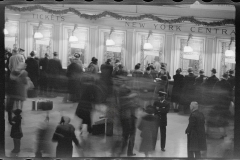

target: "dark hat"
[158,91,167,97]
[30,51,35,57]
[74,53,81,58]
[45,53,49,57]
[199,69,204,74]
[144,105,155,114]
[53,52,58,56]
[18,48,25,52]
[229,69,234,74]
[223,72,229,78]
[176,68,182,73]
[187,67,193,73]
[13,109,22,115]
[91,57,96,62]
[211,68,217,74]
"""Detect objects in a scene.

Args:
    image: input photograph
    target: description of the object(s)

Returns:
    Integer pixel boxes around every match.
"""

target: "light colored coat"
[9,54,25,72]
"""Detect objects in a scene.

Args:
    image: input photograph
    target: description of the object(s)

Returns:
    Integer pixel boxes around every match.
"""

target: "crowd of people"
[4,47,235,158]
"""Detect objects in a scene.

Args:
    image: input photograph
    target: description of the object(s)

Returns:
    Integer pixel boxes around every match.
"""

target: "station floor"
[5,95,235,158]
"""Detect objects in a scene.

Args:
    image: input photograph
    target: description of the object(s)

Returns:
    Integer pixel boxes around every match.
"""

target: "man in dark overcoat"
[153,91,170,151]
[201,68,219,104]
[185,101,207,158]
[39,53,49,95]
[227,69,235,90]
[194,69,207,104]
[180,68,197,113]
[25,51,39,89]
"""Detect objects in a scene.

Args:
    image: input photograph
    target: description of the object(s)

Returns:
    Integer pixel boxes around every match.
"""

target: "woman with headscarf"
[52,116,80,157]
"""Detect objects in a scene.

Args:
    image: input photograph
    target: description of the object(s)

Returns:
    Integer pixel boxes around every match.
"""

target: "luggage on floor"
[37,99,53,111]
[92,118,113,136]
[28,89,37,98]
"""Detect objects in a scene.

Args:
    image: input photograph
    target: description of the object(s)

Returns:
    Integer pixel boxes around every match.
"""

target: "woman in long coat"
[171,68,184,112]
[52,116,80,157]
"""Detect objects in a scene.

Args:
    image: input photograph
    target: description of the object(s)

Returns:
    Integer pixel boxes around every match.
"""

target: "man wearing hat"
[9,49,25,72]
[227,69,235,90]
[39,53,50,95]
[153,91,170,151]
[193,69,207,104]
[212,72,232,106]
[201,68,219,104]
[180,67,197,113]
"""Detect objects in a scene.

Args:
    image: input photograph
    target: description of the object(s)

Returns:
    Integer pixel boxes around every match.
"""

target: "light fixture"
[225,37,235,57]
[184,34,193,52]
[34,21,43,39]
[69,24,78,42]
[4,18,9,35]
[144,30,153,50]
[106,27,115,46]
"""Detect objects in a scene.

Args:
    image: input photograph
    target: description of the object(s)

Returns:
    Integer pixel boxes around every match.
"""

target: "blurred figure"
[39,53,49,96]
[180,67,197,113]
[193,69,206,104]
[153,56,161,72]
[66,53,83,102]
[153,91,170,152]
[100,58,113,97]
[52,116,80,157]
[47,52,62,97]
[149,65,158,79]
[5,49,12,82]
[9,49,25,72]
[185,102,207,158]
[202,68,219,104]
[143,66,153,79]
[157,65,170,93]
[138,105,158,157]
[171,68,184,112]
[227,69,235,90]
[87,57,99,74]
[158,63,171,80]
[25,51,39,90]
[10,109,23,154]
[18,48,26,60]
[132,63,143,77]
[213,73,232,107]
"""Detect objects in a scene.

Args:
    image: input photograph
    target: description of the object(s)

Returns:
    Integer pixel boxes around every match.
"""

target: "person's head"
[187,67,193,73]
[149,65,155,70]
[158,91,167,101]
[92,57,98,64]
[144,105,155,115]
[13,109,22,116]
[229,69,234,75]
[74,53,81,59]
[135,63,140,70]
[211,68,217,75]
[176,68,182,74]
[30,51,36,57]
[222,72,229,80]
[12,49,18,55]
[146,66,151,74]
[59,116,71,125]
[199,69,204,75]
[190,102,198,112]
[44,53,49,58]
[53,52,58,57]
[106,59,111,64]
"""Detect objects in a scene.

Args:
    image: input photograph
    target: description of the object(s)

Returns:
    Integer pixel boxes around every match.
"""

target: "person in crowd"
[52,116,80,157]
[132,63,143,77]
[100,58,114,94]
[185,102,207,158]
[9,49,25,72]
[171,68,184,112]
[47,52,62,97]
[138,105,158,157]
[18,48,26,60]
[87,57,99,74]
[149,65,158,79]
[39,53,49,96]
[113,64,128,77]
[153,91,170,151]
[143,66,153,79]
[66,53,83,102]
[10,109,23,154]
[213,72,232,106]
[180,67,197,113]
[117,82,138,156]
[5,49,12,82]
[153,56,161,72]
[227,69,235,90]
[25,51,39,89]
[201,68,219,104]
[193,69,207,104]
[10,63,28,110]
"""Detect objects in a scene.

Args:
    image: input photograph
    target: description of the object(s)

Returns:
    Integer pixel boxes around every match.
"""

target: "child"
[138,105,158,157]
[10,109,23,154]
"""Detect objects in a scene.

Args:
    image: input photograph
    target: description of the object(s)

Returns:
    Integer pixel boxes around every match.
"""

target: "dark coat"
[100,63,113,80]
[10,115,23,139]
[138,114,158,153]
[186,110,207,151]
[87,63,99,74]
[181,73,197,106]
[25,57,39,87]
[228,75,235,90]
[202,75,219,104]
[153,100,170,126]
[171,74,184,103]
[52,124,79,157]
[193,75,206,104]
[213,79,232,106]
[47,58,62,76]
[39,57,49,74]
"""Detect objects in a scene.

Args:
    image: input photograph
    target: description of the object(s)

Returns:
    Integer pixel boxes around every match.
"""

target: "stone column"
[205,37,216,77]
[89,26,98,64]
[126,29,135,70]
[165,33,174,77]
[19,20,27,57]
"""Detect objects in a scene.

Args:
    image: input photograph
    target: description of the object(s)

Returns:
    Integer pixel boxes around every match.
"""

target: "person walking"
[185,101,207,158]
[153,91,170,151]
[52,116,80,157]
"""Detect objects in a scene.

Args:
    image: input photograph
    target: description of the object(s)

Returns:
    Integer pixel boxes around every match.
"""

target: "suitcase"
[37,100,53,111]
[28,89,37,98]
[92,117,113,136]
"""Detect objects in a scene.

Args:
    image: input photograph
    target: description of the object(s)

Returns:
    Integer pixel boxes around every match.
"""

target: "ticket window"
[179,39,204,76]
[67,28,88,67]
[221,41,235,75]
[33,25,53,58]
[5,21,19,52]
[140,34,164,70]
[103,31,125,66]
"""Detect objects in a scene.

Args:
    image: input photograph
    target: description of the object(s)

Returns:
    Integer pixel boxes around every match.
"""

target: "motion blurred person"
[193,69,206,104]
[52,116,80,157]
[18,48,26,60]
[227,69,235,90]
[185,102,207,158]
[100,58,113,97]
[171,68,184,112]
